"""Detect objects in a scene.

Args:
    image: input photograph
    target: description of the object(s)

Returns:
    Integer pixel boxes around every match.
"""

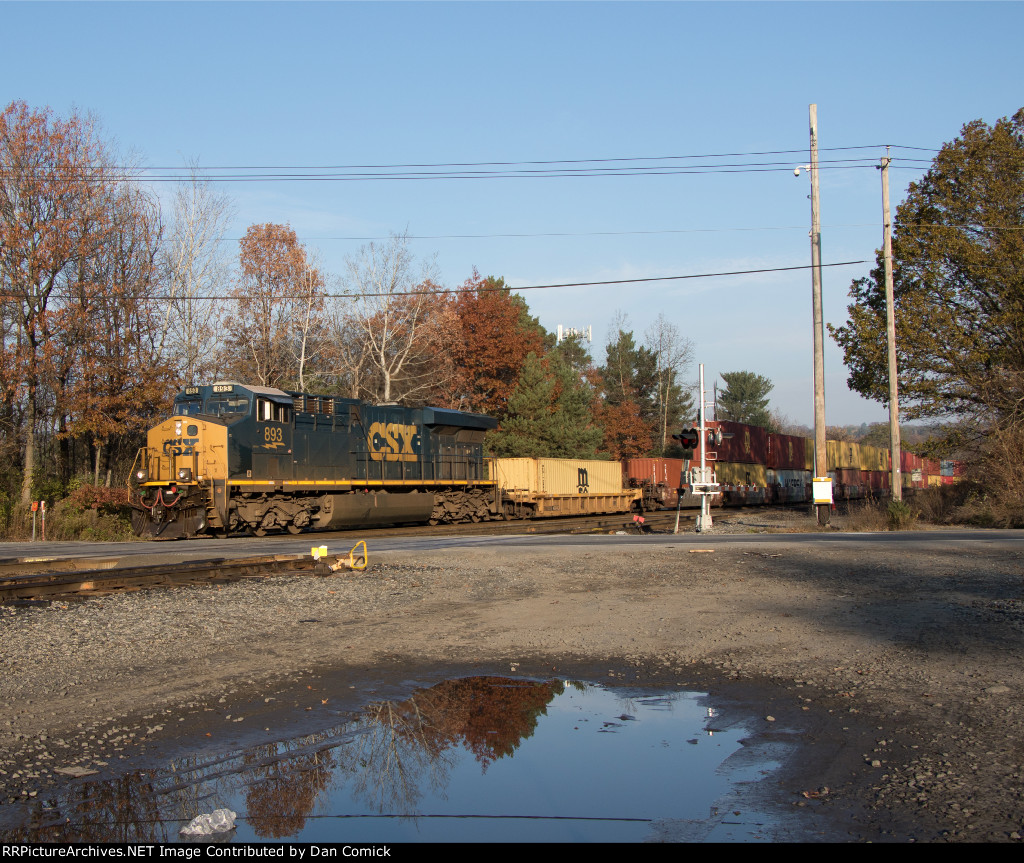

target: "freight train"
[625,419,953,510]
[130,382,949,539]
[129,382,642,539]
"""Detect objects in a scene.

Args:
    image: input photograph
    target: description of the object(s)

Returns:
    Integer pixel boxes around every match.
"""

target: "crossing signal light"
[673,427,700,449]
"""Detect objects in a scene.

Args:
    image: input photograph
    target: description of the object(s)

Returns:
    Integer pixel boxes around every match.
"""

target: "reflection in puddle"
[2,678,783,842]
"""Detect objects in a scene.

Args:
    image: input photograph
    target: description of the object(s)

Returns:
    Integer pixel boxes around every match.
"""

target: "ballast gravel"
[1,511,1023,842]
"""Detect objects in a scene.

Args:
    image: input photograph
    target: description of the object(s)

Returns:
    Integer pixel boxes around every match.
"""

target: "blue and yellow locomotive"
[130,382,498,539]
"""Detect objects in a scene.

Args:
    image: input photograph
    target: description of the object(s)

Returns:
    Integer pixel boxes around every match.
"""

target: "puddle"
[2,678,789,843]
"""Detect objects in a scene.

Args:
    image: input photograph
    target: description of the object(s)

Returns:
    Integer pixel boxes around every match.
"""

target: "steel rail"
[0,554,316,604]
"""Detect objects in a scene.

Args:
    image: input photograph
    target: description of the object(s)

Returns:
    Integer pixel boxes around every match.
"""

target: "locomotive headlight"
[135,469,149,483]
[177,467,193,482]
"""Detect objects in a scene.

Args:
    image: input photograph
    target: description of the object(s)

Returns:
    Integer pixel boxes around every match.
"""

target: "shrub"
[886,498,918,530]
[46,491,136,542]
[0,485,137,542]
[842,499,890,532]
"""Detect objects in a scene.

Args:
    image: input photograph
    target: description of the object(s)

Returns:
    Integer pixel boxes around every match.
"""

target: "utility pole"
[880,150,903,500]
[809,104,830,526]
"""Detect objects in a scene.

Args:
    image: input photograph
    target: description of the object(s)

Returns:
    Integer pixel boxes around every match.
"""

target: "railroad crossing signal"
[674,427,699,449]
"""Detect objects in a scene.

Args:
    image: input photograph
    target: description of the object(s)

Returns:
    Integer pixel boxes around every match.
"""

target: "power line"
[0,144,938,174]
[217,221,1024,243]
[0,260,870,304]
[0,150,935,183]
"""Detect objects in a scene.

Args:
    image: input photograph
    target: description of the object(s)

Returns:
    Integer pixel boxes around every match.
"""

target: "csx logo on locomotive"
[163,438,198,457]
[368,422,420,462]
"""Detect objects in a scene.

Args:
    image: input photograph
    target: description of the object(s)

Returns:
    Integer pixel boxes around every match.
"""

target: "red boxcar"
[867,469,890,495]
[625,458,683,509]
[833,467,866,499]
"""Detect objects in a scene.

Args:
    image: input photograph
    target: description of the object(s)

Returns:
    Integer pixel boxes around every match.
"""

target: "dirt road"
[1,516,1022,842]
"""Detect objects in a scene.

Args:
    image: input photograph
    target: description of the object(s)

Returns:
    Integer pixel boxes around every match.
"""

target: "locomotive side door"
[253,397,294,480]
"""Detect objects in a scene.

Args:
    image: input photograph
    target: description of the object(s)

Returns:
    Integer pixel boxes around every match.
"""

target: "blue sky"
[3,1,1022,425]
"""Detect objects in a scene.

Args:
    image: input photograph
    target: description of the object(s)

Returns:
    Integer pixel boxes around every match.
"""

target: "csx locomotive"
[130,382,498,539]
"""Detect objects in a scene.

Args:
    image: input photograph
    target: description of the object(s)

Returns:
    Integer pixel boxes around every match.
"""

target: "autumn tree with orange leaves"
[0,101,172,502]
[439,271,546,415]
[60,184,175,485]
[221,223,326,389]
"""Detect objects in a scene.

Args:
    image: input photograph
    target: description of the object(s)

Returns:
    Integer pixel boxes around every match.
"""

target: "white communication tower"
[556,325,593,345]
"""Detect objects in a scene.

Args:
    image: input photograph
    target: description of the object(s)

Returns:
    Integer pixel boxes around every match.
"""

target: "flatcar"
[130,382,499,539]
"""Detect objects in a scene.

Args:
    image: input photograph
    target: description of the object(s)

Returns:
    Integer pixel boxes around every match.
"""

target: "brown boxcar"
[767,433,810,470]
[624,458,685,490]
[831,467,865,499]
[625,457,685,509]
[705,420,768,465]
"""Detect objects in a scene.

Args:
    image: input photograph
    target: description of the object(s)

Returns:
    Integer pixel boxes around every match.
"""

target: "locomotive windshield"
[172,398,204,417]
[205,394,250,422]
[170,387,253,423]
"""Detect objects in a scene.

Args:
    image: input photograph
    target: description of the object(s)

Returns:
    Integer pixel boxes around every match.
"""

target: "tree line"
[0,101,698,517]
[6,98,1017,524]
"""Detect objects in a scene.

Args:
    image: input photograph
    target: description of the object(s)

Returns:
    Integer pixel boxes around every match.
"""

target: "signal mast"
[673,364,721,533]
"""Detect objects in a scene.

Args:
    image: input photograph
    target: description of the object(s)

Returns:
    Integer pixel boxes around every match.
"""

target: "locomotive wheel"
[253,527,268,537]
[286,524,304,535]
[130,508,151,538]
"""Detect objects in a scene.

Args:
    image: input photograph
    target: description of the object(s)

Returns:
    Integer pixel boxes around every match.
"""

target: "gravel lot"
[1,511,1023,842]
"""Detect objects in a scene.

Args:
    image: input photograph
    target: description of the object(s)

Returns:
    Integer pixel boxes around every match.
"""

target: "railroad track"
[0,554,327,604]
[0,508,708,604]
[313,508,694,540]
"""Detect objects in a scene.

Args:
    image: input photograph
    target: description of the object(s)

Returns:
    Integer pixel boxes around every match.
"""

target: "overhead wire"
[0,145,936,183]
[228,221,1008,243]
[0,260,871,304]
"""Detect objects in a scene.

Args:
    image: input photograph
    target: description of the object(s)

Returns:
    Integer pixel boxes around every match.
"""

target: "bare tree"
[291,254,329,392]
[340,232,448,404]
[159,160,233,384]
[325,295,372,399]
[644,313,694,451]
